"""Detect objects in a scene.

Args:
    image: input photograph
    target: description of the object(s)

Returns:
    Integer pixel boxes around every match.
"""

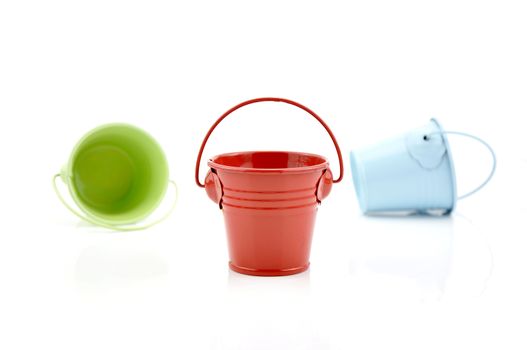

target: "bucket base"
[229,262,310,277]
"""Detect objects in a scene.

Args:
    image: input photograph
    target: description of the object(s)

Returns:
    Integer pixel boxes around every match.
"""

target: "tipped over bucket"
[350,119,496,215]
[195,98,344,276]
[53,123,178,231]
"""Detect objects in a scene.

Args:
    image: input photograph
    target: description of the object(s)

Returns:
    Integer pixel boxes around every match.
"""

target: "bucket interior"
[70,125,168,222]
[210,151,327,170]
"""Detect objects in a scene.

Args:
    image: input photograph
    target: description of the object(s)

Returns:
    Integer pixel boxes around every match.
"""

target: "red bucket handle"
[195,97,344,187]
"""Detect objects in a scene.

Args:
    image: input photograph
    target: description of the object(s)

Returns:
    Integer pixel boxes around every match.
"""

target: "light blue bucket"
[350,119,496,215]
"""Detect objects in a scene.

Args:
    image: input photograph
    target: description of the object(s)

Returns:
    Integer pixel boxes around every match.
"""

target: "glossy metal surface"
[196,98,343,276]
[208,151,329,276]
[350,119,456,215]
[63,123,170,225]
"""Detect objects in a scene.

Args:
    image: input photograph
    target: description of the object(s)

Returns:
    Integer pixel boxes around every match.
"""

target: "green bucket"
[53,123,177,231]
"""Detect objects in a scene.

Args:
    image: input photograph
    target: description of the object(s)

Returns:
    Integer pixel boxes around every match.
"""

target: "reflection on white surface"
[74,219,117,233]
[211,328,330,350]
[348,214,493,300]
[443,214,494,298]
[75,243,168,291]
[209,270,321,349]
[228,269,311,293]
[211,315,329,350]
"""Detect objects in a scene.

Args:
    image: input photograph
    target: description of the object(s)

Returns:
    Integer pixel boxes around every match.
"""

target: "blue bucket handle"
[425,131,496,200]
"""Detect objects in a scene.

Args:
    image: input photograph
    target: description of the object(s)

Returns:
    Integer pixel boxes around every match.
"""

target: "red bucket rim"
[208,150,329,174]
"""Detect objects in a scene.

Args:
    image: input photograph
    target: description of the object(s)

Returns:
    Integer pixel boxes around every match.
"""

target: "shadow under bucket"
[196,98,343,276]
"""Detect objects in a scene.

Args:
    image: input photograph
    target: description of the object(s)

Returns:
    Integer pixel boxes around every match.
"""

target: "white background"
[1,0,527,349]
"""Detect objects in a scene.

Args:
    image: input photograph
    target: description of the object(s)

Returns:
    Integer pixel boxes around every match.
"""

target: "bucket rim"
[349,151,368,213]
[65,122,169,225]
[208,150,329,174]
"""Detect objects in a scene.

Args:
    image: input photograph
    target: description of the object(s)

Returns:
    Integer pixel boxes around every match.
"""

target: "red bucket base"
[229,262,310,276]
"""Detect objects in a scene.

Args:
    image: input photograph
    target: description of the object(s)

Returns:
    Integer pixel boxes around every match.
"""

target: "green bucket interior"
[69,124,168,224]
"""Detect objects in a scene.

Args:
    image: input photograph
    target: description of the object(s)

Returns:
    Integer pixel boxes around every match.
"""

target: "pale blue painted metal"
[350,119,457,215]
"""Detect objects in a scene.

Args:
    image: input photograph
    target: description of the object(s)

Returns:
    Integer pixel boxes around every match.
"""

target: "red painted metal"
[196,98,343,276]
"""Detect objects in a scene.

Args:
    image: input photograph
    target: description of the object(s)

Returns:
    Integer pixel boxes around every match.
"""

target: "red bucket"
[195,97,343,276]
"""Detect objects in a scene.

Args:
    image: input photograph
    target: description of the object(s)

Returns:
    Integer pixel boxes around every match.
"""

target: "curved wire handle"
[195,97,344,187]
[53,174,178,231]
[425,131,496,200]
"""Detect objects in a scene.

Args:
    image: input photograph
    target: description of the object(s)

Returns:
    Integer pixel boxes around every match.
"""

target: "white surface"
[1,1,527,349]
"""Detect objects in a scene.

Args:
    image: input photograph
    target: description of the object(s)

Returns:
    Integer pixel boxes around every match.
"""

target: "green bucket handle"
[52,174,178,232]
